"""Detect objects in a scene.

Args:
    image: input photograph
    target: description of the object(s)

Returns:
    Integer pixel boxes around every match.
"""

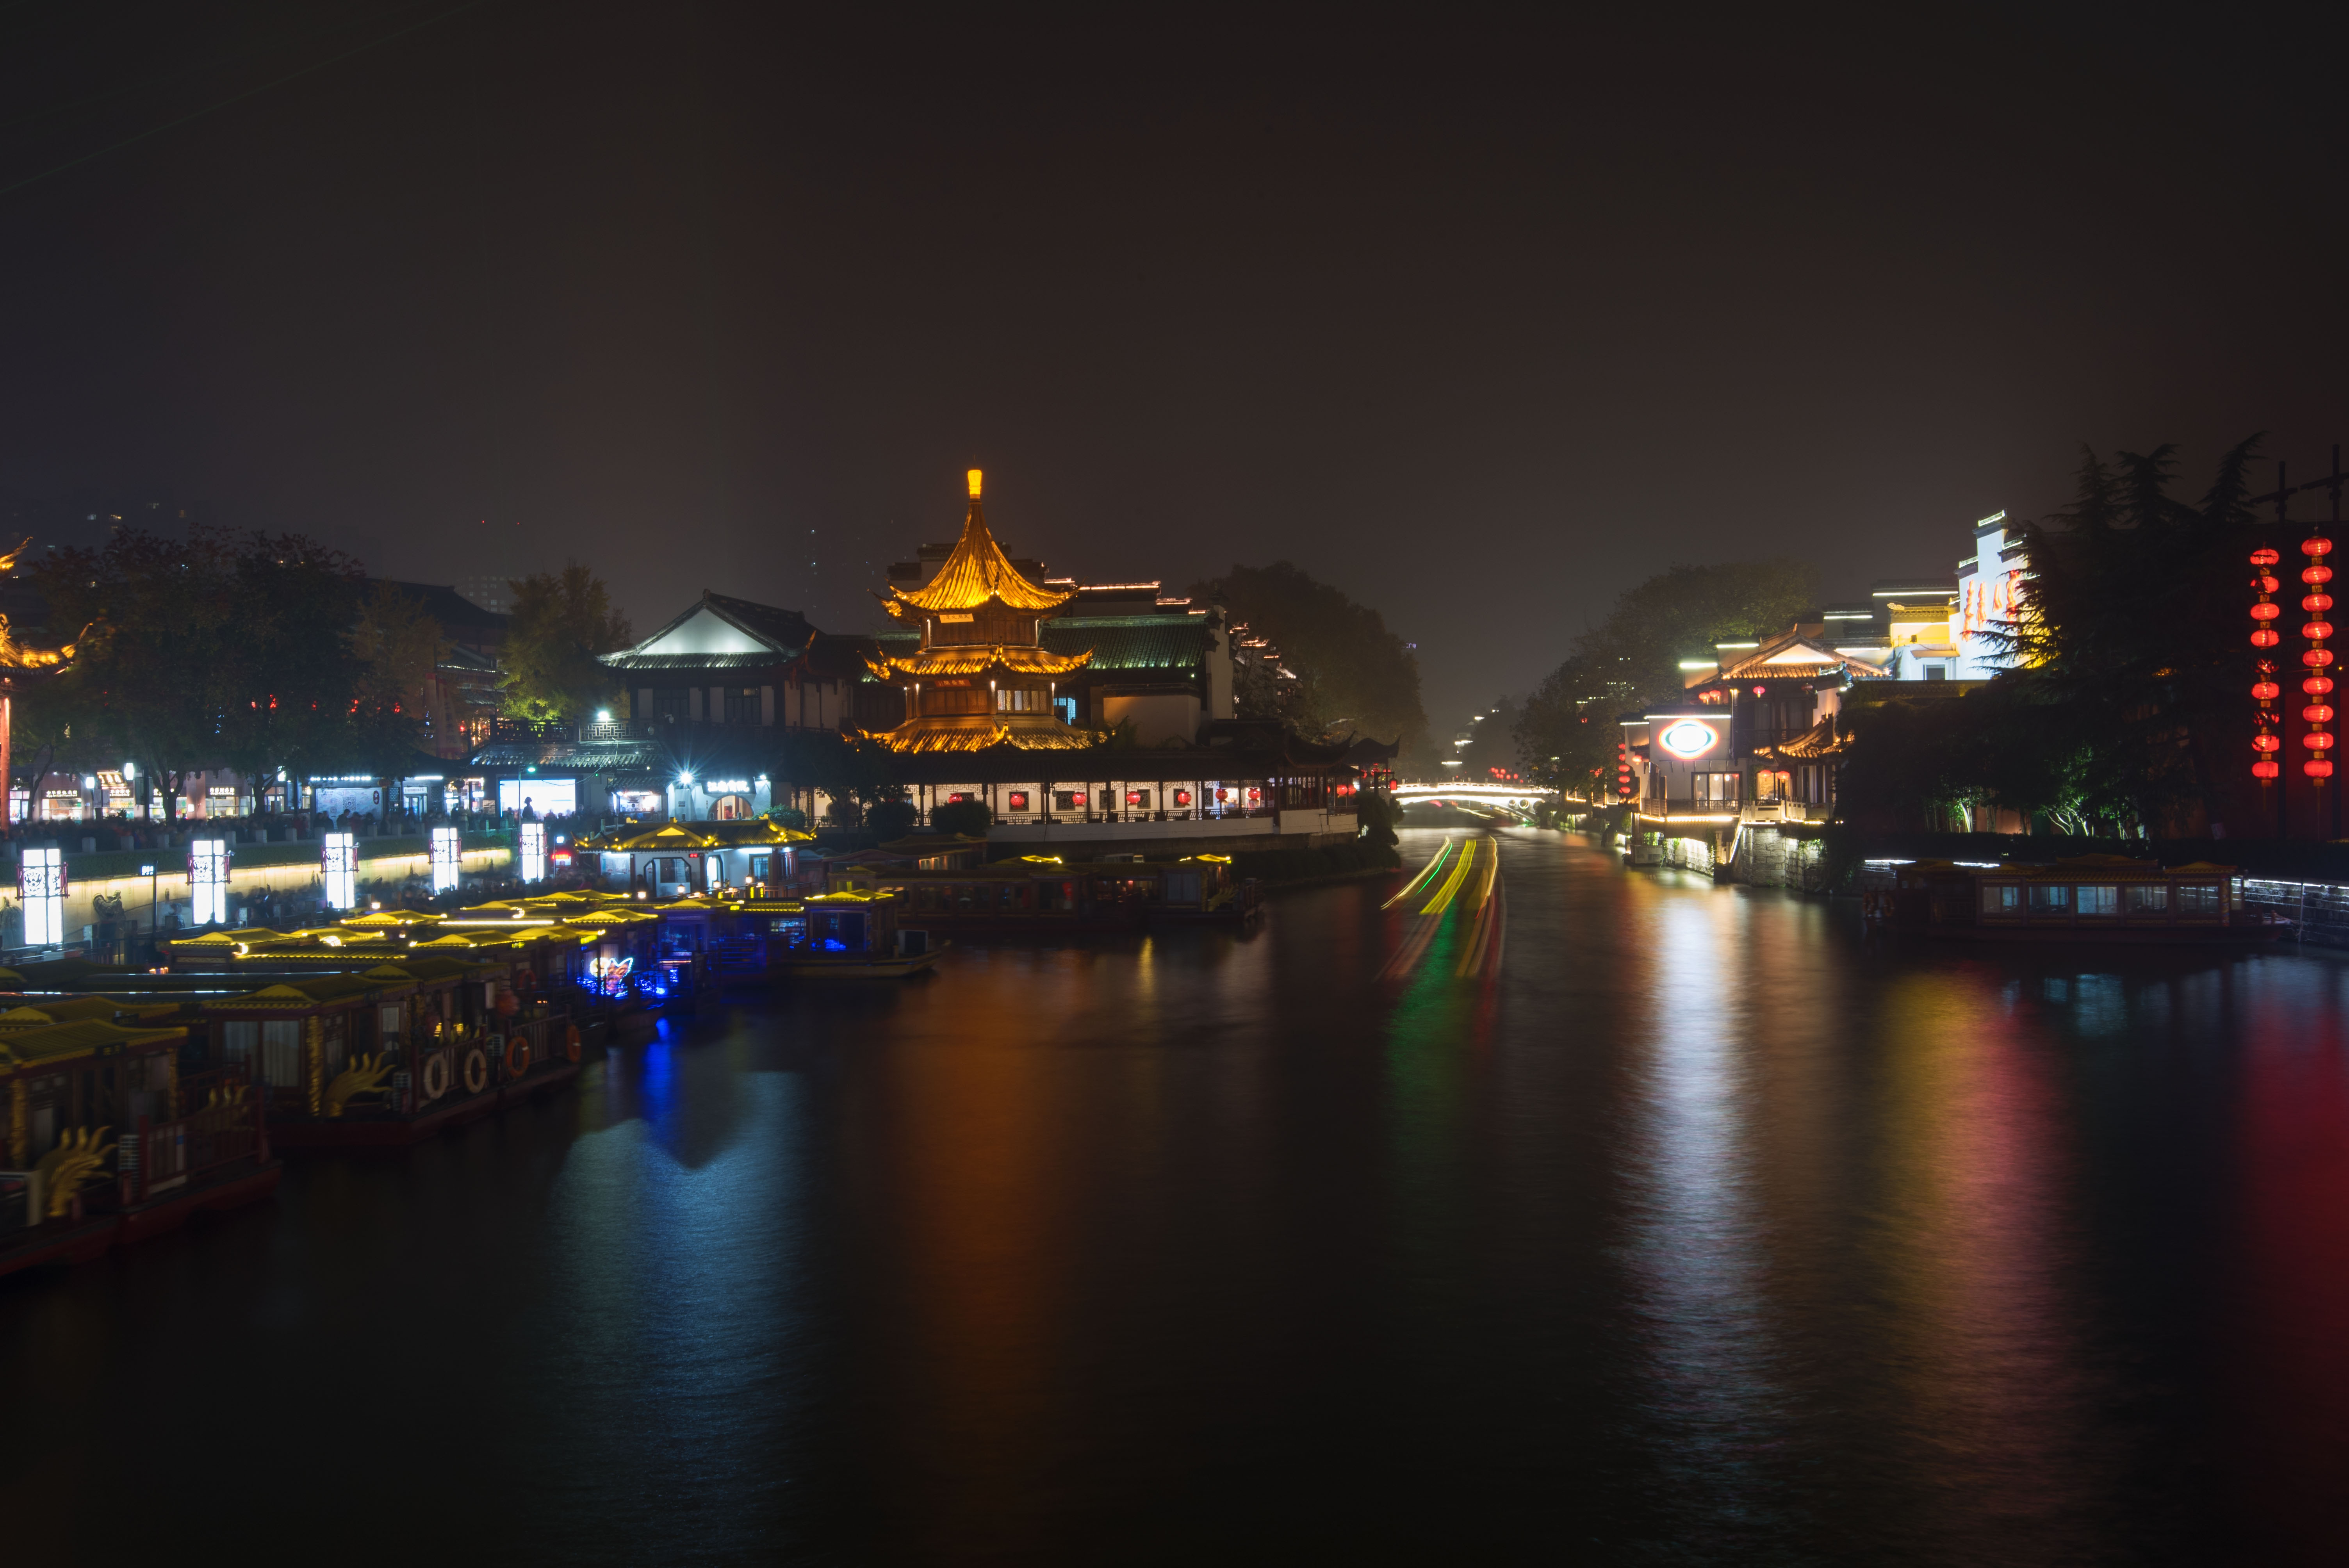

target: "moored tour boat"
[1859,855,2290,944]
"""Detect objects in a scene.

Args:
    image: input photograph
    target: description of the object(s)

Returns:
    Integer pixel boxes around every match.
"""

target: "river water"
[5,828,2346,1564]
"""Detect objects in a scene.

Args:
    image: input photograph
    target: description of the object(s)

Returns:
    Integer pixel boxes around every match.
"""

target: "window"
[379,1005,404,1046]
[1053,696,1077,723]
[2076,885,2118,915]
[1980,884,2020,915]
[1694,773,1739,805]
[1007,792,1030,811]
[220,1021,258,1064]
[654,689,692,722]
[994,688,1043,712]
[1053,791,1082,811]
[262,1021,302,1087]
[750,854,772,882]
[2028,883,2069,912]
[2178,883,2221,915]
[430,827,462,894]
[2127,884,2168,913]
[724,687,760,724]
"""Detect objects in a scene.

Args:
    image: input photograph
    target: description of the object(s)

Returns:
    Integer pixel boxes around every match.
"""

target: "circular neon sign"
[1657,720,1718,760]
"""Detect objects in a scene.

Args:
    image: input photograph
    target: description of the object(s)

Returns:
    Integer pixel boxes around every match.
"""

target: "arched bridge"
[1390,781,1558,812]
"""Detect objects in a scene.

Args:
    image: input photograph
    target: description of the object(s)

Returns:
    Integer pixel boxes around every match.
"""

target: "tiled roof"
[1044,618,1212,672]
[603,652,787,672]
[883,499,1071,615]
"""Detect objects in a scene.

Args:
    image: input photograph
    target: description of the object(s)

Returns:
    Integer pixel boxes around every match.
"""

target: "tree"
[1515,559,1814,793]
[347,581,451,789]
[1980,438,2264,834]
[214,534,368,800]
[500,563,633,722]
[28,527,242,820]
[930,797,992,837]
[1191,562,1426,752]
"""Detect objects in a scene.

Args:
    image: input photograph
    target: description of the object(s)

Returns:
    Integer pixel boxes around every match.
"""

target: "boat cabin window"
[749,854,772,882]
[812,910,866,952]
[2127,885,2168,913]
[2076,885,2119,915]
[1980,884,2020,914]
[262,1020,302,1087]
[2178,883,2221,915]
[220,1020,258,1063]
[1165,872,1200,903]
[2028,884,2069,912]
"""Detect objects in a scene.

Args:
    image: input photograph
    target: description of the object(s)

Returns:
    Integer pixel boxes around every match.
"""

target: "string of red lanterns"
[2305,532,2336,781]
[2253,546,2282,782]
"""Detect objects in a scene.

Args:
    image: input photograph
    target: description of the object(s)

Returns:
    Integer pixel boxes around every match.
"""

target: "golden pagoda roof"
[862,715,1104,754]
[882,475,1072,617]
[866,643,1094,681]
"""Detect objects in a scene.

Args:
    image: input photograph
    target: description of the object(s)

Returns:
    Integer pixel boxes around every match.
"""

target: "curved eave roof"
[863,717,1105,754]
[884,501,1072,615]
[866,644,1094,680]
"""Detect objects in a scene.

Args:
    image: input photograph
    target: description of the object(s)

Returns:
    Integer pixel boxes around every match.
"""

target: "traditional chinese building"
[864,469,1100,754]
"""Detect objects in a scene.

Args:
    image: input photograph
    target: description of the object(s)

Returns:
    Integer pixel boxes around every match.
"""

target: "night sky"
[6,2,2349,736]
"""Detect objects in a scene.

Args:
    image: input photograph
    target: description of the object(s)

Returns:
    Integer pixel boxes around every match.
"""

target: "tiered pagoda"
[864,471,1102,754]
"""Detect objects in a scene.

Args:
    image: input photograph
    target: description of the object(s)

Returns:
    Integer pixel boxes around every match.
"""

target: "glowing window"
[430,827,462,894]
[18,846,64,946]
[520,821,547,884]
[189,838,230,925]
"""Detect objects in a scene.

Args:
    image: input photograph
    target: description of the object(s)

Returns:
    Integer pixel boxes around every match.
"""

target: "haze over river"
[6,829,2345,1563]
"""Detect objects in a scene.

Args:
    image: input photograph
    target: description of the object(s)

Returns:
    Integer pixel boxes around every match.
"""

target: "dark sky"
[7,2,2349,736]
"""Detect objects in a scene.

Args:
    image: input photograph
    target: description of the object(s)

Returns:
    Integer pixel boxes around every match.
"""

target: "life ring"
[462,1047,488,1096]
[505,1036,531,1077]
[564,1023,581,1063]
[421,1053,451,1103]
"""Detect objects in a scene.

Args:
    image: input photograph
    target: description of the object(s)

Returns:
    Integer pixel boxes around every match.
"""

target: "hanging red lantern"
[2306,533,2336,784]
[2308,675,2336,695]
[2254,548,2285,784]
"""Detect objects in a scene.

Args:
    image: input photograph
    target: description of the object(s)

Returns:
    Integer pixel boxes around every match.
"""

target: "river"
[4,828,2345,1563]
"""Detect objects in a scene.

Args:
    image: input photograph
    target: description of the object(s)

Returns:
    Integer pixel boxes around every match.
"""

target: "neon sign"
[587,955,634,996]
[1657,720,1719,760]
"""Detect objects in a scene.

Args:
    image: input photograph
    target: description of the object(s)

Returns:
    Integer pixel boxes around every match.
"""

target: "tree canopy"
[1189,561,1425,752]
[499,563,633,722]
[1515,558,1814,791]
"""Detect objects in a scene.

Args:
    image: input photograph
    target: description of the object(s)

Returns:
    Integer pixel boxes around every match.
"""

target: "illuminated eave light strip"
[1677,660,1718,669]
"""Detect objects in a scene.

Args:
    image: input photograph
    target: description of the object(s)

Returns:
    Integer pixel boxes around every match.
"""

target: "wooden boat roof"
[0,1016,186,1067]
[0,997,179,1030]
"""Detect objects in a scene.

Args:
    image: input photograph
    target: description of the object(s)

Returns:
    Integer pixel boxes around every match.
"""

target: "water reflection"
[4,831,2347,1561]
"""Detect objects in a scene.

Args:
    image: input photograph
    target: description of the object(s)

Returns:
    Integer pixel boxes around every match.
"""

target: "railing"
[122,1070,264,1203]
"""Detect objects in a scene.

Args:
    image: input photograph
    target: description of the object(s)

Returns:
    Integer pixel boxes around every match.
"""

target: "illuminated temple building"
[865,470,1101,753]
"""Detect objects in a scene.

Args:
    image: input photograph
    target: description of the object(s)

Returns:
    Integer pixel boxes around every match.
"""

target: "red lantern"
[2308,705,2337,724]
[2309,675,2337,695]
[2307,593,2335,612]
[2255,759,2282,779]
[2306,649,2334,667]
[2307,732,2337,751]
[2255,573,2281,593]
[2255,732,2282,752]
[2307,564,2335,584]
[2306,537,2335,556]
[2253,547,2282,565]
[2310,759,2337,779]
[2255,545,2288,784]
[2311,621,2338,641]
[2253,628,2282,647]
[2254,680,2281,700]
[2253,601,2282,620]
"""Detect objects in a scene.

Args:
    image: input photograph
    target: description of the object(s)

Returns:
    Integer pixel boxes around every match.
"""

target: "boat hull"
[779,948,945,979]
